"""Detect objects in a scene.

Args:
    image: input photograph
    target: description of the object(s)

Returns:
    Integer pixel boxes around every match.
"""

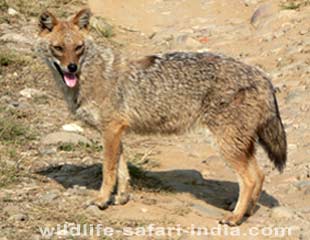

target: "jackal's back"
[116,52,275,134]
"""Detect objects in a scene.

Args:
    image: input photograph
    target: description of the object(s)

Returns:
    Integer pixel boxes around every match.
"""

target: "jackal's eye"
[52,45,64,52]
[75,43,84,52]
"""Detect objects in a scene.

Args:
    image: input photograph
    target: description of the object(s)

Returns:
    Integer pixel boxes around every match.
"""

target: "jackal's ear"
[39,11,58,32]
[71,8,92,30]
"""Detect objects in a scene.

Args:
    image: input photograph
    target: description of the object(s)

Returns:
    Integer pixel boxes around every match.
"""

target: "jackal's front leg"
[90,119,128,209]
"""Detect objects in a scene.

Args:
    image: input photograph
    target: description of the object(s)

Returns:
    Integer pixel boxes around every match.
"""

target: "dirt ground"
[0,0,309,239]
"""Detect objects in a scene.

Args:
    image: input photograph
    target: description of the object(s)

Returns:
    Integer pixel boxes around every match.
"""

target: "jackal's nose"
[68,63,78,73]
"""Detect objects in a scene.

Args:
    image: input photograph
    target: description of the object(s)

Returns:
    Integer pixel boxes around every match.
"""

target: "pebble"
[41,131,91,145]
[0,33,33,45]
[141,208,148,213]
[39,146,57,155]
[294,181,310,194]
[299,29,308,35]
[250,4,273,26]
[244,0,258,5]
[40,192,59,202]
[270,206,294,219]
[86,205,102,215]
[8,8,18,16]
[19,88,45,98]
[8,213,28,221]
[62,123,84,133]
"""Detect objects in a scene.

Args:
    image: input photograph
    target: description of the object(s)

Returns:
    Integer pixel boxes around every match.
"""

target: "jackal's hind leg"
[246,156,264,216]
[217,139,257,226]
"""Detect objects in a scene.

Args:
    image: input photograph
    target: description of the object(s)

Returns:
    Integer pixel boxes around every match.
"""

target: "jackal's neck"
[72,40,125,125]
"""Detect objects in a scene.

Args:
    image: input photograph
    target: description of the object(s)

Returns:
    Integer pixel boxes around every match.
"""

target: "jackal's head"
[37,9,91,88]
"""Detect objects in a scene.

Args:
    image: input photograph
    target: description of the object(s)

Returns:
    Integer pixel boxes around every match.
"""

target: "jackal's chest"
[74,101,102,129]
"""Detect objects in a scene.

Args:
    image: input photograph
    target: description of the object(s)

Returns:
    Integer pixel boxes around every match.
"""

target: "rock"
[41,132,91,146]
[0,33,32,45]
[299,29,308,35]
[8,8,18,16]
[40,192,59,202]
[8,213,28,221]
[294,181,310,193]
[62,123,84,133]
[86,205,102,216]
[244,0,259,6]
[140,208,148,213]
[19,88,45,98]
[191,203,224,218]
[271,206,294,219]
[251,4,273,26]
[39,146,57,155]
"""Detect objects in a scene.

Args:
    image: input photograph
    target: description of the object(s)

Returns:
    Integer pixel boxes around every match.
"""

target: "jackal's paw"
[87,195,113,210]
[219,214,243,226]
[113,192,130,205]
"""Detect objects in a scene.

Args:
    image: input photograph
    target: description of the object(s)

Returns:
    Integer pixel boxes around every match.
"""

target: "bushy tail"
[257,95,287,172]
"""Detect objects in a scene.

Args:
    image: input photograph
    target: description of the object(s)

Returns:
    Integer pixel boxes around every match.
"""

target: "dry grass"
[0,50,30,74]
[0,107,36,144]
[280,0,310,10]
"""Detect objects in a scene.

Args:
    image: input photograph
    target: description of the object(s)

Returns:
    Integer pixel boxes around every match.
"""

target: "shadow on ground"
[37,163,279,211]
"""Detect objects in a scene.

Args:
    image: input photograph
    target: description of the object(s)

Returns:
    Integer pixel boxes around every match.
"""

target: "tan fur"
[36,9,287,226]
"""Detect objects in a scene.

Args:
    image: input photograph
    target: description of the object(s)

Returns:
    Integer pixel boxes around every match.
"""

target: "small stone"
[288,144,298,150]
[19,88,45,98]
[141,208,148,213]
[244,0,258,5]
[299,29,308,35]
[39,147,57,155]
[86,205,102,215]
[8,213,28,221]
[8,8,18,16]
[294,181,310,194]
[251,4,271,25]
[0,33,33,47]
[41,131,91,146]
[40,192,59,202]
[62,123,84,133]
[271,206,294,219]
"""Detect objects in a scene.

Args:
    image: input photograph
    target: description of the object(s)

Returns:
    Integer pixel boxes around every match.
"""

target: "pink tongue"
[64,73,77,88]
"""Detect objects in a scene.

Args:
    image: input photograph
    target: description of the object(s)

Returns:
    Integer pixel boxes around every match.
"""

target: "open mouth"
[53,62,78,88]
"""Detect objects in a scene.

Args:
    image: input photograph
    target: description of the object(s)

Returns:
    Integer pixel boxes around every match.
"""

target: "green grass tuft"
[0,108,36,144]
[58,141,103,152]
[0,0,8,11]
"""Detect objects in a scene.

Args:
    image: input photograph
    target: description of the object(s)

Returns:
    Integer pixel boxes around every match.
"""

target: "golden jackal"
[36,9,287,225]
